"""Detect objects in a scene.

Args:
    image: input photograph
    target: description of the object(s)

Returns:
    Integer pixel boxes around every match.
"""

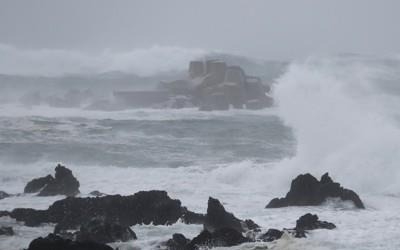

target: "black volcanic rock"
[0,226,14,236]
[24,175,54,193]
[266,173,364,209]
[295,213,336,230]
[38,164,80,197]
[0,191,10,200]
[258,228,283,242]
[27,233,113,250]
[165,233,190,250]
[9,190,185,229]
[187,228,249,250]
[181,209,205,224]
[204,197,259,233]
[75,217,137,244]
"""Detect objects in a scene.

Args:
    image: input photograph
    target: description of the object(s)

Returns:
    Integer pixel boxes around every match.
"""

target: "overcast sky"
[0,0,399,60]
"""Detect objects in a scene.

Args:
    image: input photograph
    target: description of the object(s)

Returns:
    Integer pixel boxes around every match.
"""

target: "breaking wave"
[273,54,400,194]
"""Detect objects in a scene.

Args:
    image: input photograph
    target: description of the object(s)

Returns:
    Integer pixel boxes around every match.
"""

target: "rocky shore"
[0,165,365,250]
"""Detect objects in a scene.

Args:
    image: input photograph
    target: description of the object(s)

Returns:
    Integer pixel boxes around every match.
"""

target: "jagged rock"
[266,173,364,209]
[295,213,336,230]
[27,233,113,250]
[0,226,14,236]
[189,61,205,78]
[187,228,249,250]
[75,217,137,244]
[24,175,54,193]
[165,233,190,250]
[0,191,10,200]
[9,190,185,229]
[204,197,259,233]
[38,164,80,197]
[181,209,205,224]
[204,197,244,233]
[258,228,283,242]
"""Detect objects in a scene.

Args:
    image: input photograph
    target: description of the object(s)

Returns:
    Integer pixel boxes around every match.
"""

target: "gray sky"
[0,0,399,60]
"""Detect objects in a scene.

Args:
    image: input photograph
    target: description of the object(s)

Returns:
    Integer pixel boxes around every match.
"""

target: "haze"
[1,0,399,60]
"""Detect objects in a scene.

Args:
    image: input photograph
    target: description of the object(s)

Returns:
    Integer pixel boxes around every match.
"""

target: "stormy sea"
[1,49,400,250]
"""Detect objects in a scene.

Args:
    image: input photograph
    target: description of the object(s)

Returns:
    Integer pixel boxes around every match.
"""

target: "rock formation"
[266,173,364,209]
[24,164,80,197]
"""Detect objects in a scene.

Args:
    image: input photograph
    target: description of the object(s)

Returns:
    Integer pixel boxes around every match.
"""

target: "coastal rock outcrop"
[205,197,260,233]
[165,228,250,250]
[7,190,185,229]
[75,217,137,244]
[24,175,54,193]
[24,164,80,197]
[295,213,336,231]
[266,173,364,209]
[27,233,113,250]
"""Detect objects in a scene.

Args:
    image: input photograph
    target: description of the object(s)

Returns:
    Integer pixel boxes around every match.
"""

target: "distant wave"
[0,44,206,77]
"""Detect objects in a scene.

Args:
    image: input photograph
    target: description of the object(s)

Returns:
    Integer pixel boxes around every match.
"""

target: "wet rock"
[89,190,107,197]
[204,197,259,233]
[38,164,80,197]
[258,228,283,242]
[266,173,364,209]
[24,175,54,193]
[0,191,10,200]
[187,228,249,250]
[246,99,265,110]
[9,190,185,230]
[75,217,137,244]
[165,233,190,250]
[0,226,14,236]
[295,213,336,230]
[204,197,244,233]
[181,209,205,224]
[27,233,113,250]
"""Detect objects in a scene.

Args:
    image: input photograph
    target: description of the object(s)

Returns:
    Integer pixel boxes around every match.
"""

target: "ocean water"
[1,54,400,249]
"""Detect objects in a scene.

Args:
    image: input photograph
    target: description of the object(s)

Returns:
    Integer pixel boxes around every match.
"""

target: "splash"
[273,55,400,194]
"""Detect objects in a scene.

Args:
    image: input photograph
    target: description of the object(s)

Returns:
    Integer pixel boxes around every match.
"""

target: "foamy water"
[1,54,400,250]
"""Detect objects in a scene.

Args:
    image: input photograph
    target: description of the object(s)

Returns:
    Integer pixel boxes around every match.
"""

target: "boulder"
[295,213,336,230]
[24,175,54,193]
[9,190,185,230]
[266,173,364,209]
[75,217,137,244]
[181,209,205,224]
[27,233,113,250]
[38,164,80,197]
[189,61,205,78]
[246,99,265,110]
[89,190,107,197]
[0,191,10,200]
[0,226,14,236]
[165,233,190,250]
[258,228,283,242]
[187,228,249,250]
[204,197,259,233]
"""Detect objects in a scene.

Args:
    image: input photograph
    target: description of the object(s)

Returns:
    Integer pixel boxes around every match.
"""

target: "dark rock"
[0,226,14,236]
[165,233,190,250]
[9,190,184,230]
[266,173,365,209]
[38,164,80,197]
[10,208,48,227]
[258,228,283,242]
[295,213,336,230]
[75,217,137,244]
[24,175,54,193]
[27,233,113,250]
[181,209,205,224]
[204,197,244,233]
[0,191,10,200]
[187,228,249,250]
[89,190,107,197]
